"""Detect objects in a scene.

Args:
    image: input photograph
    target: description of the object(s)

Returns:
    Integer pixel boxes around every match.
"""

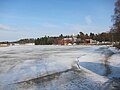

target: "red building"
[58,38,74,45]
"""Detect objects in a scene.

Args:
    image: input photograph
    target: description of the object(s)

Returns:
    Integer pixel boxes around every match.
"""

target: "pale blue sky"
[0,0,116,41]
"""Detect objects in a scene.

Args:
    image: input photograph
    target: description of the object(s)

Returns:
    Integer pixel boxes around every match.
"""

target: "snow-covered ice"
[0,45,120,90]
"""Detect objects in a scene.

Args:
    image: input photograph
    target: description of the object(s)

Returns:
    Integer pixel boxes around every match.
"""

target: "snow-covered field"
[0,45,120,90]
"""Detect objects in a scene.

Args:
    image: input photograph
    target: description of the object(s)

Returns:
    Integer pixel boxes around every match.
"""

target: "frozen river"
[0,45,120,90]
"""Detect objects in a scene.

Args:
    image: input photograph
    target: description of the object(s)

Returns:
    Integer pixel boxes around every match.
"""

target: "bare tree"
[111,0,120,45]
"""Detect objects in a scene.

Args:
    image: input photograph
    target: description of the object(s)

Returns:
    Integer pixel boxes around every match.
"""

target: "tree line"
[34,32,113,45]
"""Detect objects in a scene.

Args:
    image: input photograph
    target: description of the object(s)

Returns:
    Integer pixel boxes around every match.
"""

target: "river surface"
[0,45,120,90]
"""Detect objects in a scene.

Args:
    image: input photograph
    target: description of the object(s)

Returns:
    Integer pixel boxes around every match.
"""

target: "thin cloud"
[85,16,92,25]
[0,24,15,31]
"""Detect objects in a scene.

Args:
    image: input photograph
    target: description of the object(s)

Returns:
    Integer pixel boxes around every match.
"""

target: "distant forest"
[15,32,113,45]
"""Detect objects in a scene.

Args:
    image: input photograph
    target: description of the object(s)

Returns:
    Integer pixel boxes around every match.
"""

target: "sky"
[0,0,116,41]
